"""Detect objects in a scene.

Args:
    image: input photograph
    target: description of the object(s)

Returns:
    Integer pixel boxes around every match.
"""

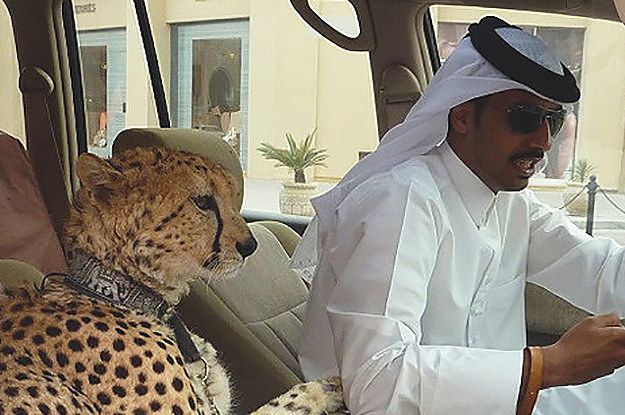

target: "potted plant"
[568,159,596,183]
[563,159,596,216]
[258,129,328,216]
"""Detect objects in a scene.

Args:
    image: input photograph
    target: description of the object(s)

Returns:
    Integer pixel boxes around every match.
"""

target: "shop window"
[171,20,249,167]
[192,38,243,156]
[78,29,127,158]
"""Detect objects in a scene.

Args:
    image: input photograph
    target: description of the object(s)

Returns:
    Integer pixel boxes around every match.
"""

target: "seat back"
[0,132,67,274]
[177,273,301,414]
[178,221,306,413]
[211,222,307,378]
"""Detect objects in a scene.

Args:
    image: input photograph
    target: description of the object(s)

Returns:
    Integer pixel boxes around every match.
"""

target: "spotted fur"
[251,377,347,415]
[0,146,346,415]
[0,289,210,414]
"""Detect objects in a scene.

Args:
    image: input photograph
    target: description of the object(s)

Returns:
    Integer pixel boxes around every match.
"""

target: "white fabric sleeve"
[524,191,625,315]
[327,175,523,415]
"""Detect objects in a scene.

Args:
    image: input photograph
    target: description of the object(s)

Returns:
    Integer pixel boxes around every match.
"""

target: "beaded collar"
[58,251,204,370]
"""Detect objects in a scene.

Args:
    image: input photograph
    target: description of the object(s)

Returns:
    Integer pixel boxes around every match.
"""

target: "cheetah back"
[0,290,203,415]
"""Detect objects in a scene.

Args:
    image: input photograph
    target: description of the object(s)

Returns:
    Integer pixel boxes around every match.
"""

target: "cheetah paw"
[251,376,348,415]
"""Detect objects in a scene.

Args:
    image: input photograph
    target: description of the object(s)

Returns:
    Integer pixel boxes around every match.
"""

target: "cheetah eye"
[191,194,217,212]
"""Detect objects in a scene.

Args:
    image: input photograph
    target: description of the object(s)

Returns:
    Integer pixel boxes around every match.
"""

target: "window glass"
[71,1,625,221]
[74,0,378,216]
[0,3,25,145]
[168,2,378,215]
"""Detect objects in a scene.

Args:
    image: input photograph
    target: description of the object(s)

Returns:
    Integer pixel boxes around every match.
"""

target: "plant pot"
[563,182,588,217]
[279,182,317,216]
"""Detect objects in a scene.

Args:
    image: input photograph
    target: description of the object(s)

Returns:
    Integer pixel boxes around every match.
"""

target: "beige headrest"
[112,128,244,211]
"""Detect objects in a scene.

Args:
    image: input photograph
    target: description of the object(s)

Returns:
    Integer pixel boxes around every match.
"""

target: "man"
[293,16,625,414]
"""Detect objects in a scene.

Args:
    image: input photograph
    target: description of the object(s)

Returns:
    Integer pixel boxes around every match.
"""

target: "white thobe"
[299,141,625,414]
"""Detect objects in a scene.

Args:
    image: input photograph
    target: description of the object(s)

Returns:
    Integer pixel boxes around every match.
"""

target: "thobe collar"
[438,141,496,229]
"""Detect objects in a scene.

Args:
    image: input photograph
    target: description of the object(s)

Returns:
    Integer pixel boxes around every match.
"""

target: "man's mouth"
[511,156,543,178]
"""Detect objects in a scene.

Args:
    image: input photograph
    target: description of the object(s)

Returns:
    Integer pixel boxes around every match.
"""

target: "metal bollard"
[586,175,598,235]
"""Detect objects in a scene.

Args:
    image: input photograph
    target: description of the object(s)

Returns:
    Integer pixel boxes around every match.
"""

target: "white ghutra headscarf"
[291,18,577,282]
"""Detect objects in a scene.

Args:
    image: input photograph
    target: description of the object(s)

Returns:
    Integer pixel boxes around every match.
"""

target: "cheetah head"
[64,146,257,303]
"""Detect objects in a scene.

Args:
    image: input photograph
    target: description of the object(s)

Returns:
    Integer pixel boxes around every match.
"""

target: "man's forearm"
[516,348,531,409]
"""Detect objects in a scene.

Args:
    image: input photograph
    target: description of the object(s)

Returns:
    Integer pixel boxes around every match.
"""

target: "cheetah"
[0,146,346,415]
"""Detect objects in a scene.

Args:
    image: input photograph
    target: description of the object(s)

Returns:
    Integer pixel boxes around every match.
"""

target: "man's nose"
[530,122,552,152]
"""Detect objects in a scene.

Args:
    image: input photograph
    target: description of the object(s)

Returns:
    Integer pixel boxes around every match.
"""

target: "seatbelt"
[18,67,70,238]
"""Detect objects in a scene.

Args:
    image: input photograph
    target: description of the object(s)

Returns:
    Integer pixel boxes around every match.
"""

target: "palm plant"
[568,159,596,183]
[258,129,328,183]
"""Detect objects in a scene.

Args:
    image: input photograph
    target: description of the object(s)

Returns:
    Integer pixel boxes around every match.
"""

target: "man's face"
[449,89,561,193]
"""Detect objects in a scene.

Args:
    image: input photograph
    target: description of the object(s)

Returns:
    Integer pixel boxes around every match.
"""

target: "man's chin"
[502,178,530,192]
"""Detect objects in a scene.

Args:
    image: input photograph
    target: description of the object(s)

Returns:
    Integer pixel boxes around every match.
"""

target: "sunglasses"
[506,103,567,137]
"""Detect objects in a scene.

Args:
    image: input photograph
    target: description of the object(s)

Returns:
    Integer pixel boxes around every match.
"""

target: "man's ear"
[77,153,122,202]
[448,102,475,135]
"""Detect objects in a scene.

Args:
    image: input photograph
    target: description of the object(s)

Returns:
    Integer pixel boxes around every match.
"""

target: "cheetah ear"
[77,153,123,200]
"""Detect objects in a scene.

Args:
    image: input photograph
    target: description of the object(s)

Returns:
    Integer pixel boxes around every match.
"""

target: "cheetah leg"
[186,333,232,415]
[250,377,348,415]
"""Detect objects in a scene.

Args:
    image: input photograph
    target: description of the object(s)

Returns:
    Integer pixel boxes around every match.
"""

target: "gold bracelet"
[517,347,543,415]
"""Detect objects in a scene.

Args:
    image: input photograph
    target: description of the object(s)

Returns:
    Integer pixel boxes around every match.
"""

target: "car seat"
[0,132,67,274]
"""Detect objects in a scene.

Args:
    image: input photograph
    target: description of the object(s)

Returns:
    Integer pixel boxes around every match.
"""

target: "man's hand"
[541,313,625,388]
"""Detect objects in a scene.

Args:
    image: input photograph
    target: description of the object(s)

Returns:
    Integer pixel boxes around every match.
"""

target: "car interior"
[0,0,624,413]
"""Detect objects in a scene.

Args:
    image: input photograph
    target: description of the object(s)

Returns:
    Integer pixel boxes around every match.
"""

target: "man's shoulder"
[391,155,440,187]
[381,155,440,194]
[349,155,442,206]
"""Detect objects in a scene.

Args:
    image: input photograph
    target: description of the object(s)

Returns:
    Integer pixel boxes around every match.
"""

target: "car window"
[74,2,625,222]
[0,2,25,145]
[74,0,378,217]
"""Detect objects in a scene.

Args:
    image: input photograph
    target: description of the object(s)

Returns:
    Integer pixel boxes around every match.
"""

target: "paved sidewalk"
[530,187,625,244]
[243,177,625,244]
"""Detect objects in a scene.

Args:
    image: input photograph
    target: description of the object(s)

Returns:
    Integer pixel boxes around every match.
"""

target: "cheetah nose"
[236,236,257,259]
